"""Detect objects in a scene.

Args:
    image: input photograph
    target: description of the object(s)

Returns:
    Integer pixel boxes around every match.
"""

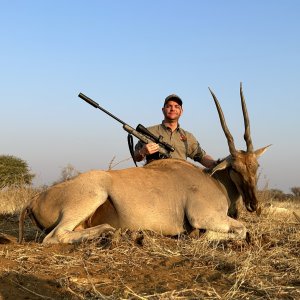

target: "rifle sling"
[127,134,138,167]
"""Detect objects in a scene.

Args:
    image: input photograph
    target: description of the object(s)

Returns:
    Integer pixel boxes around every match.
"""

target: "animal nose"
[247,201,257,212]
[245,188,258,212]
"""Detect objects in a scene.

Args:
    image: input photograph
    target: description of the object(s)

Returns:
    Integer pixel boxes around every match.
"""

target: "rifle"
[78,93,175,164]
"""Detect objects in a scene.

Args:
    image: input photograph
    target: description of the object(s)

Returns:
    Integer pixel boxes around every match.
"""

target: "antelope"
[19,84,269,244]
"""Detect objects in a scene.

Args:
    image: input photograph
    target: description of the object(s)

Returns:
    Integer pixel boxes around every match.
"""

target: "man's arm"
[200,154,217,168]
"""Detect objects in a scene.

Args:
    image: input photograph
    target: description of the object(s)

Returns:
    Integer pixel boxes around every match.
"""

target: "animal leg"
[226,217,247,238]
[42,190,115,244]
[188,214,247,240]
[43,223,115,244]
[205,217,247,240]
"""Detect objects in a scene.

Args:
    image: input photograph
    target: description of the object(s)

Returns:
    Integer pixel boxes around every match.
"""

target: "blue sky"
[1,1,299,192]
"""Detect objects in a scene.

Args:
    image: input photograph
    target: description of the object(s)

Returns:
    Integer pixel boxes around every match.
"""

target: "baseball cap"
[164,94,183,107]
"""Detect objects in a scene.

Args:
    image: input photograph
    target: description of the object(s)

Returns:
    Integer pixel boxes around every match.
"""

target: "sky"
[1,1,299,192]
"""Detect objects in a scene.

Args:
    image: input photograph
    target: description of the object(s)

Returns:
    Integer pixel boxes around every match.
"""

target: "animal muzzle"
[244,188,258,212]
[246,201,257,212]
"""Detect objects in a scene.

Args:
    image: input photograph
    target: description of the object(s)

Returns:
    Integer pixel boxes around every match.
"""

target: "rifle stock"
[136,124,175,153]
[123,125,170,157]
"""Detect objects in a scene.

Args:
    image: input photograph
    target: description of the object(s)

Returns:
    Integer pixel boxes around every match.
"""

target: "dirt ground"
[0,202,299,300]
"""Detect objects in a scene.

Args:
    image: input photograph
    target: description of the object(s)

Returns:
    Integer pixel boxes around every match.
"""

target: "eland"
[19,84,270,244]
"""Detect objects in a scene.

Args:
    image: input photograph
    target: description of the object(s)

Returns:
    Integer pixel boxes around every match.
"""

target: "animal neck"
[212,168,241,217]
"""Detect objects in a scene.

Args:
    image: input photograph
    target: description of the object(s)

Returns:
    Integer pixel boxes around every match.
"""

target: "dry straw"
[0,189,299,299]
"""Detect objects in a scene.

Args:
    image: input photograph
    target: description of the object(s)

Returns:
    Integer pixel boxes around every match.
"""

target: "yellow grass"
[0,188,299,299]
[0,186,39,215]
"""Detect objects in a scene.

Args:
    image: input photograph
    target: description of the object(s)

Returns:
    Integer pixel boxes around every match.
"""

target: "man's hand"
[134,142,159,162]
[140,142,159,156]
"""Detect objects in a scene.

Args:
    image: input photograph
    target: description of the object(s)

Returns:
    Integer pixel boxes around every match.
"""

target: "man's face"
[162,100,183,121]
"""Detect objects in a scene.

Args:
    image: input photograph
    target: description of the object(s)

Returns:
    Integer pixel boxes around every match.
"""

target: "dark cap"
[164,94,183,107]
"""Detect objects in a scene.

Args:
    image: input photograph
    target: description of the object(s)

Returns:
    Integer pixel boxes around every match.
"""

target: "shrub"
[0,155,35,189]
[52,163,80,185]
[268,189,285,200]
[291,187,300,197]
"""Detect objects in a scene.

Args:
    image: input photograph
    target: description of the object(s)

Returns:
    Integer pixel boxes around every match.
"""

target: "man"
[134,94,217,168]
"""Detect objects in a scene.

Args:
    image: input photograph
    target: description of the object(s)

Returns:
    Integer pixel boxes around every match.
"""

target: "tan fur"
[19,155,268,244]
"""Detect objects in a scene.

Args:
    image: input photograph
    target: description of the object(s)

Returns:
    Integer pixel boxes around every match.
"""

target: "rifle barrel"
[78,92,173,158]
[78,92,126,125]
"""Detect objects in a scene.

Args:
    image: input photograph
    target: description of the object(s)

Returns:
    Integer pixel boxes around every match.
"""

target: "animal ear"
[209,156,231,176]
[255,144,271,158]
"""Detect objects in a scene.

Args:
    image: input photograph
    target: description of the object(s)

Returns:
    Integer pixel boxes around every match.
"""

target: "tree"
[52,163,80,185]
[268,188,285,199]
[60,164,80,182]
[291,187,300,197]
[0,155,35,188]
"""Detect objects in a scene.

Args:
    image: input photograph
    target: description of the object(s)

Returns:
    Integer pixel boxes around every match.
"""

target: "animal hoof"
[188,229,201,239]
[131,231,144,246]
[110,228,122,245]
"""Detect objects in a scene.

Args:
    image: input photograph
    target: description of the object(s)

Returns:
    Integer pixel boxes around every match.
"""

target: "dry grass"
[0,189,299,300]
[0,186,39,215]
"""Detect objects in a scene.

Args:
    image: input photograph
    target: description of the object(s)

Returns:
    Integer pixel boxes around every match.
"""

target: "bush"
[268,189,285,200]
[0,155,35,189]
[52,163,80,185]
[291,187,300,197]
